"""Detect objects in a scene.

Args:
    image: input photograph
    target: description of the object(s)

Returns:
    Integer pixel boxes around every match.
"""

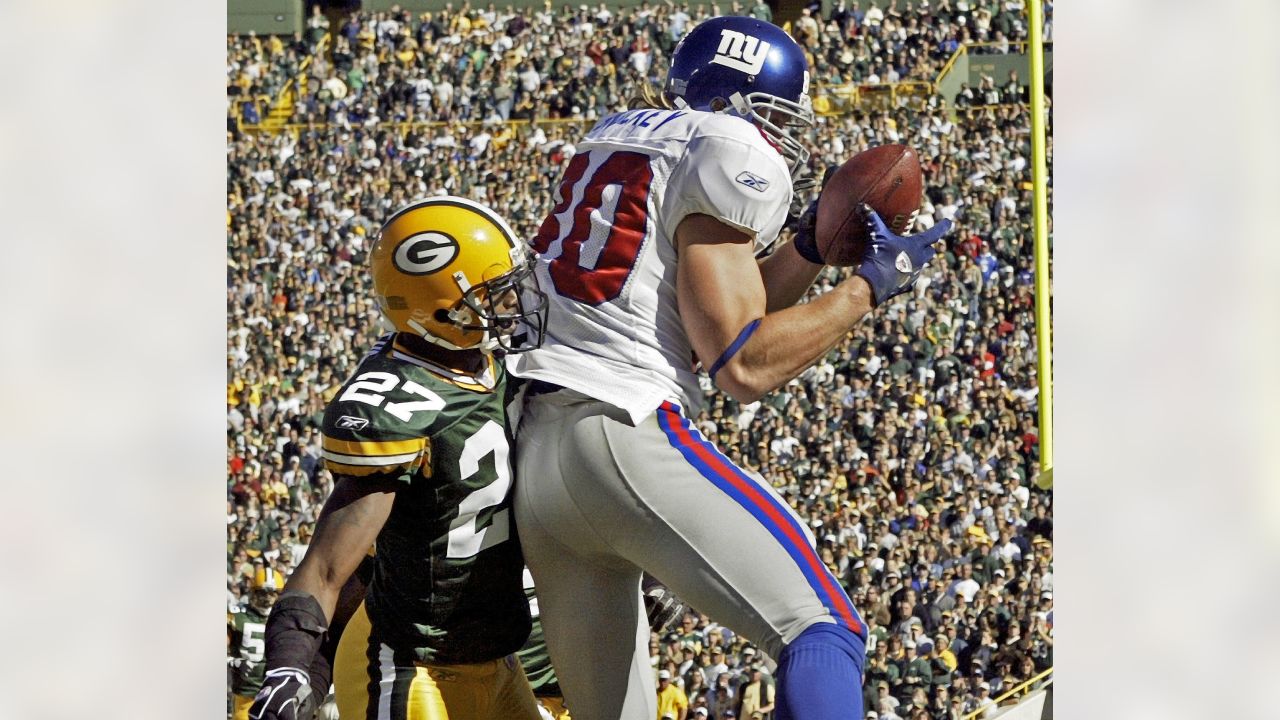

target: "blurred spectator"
[658,669,691,720]
[736,664,774,719]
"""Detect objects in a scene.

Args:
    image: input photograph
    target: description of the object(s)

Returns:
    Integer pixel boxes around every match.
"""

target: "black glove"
[250,592,329,720]
[855,205,953,306]
[249,667,317,720]
[642,576,687,634]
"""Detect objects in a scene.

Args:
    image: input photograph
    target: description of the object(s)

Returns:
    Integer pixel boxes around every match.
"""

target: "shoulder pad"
[322,354,442,479]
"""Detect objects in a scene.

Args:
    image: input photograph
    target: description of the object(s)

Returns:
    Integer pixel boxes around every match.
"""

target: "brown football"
[814,144,924,266]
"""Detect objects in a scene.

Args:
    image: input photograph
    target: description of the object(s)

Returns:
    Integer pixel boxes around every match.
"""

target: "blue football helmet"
[664,16,815,190]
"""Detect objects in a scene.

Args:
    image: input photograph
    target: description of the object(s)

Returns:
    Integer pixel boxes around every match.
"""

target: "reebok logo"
[712,29,771,75]
[735,171,770,192]
[336,415,370,430]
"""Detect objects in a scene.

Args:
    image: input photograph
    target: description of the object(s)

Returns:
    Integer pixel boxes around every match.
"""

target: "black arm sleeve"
[263,591,329,673]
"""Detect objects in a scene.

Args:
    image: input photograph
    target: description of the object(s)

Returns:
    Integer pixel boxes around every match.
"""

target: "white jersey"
[508,108,793,423]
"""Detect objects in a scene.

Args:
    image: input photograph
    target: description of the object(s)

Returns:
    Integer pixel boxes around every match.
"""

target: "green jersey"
[321,334,530,665]
[228,605,269,696]
[516,567,561,697]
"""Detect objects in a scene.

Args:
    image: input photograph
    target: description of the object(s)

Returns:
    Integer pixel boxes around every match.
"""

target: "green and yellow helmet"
[250,567,285,613]
[370,196,547,354]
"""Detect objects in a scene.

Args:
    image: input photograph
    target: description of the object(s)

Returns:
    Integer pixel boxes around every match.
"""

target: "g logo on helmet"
[393,232,460,275]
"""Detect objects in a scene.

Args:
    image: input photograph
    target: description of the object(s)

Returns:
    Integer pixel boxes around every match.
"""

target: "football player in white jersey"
[507,16,952,720]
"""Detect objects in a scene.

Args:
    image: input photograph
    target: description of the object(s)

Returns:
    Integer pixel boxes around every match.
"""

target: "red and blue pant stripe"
[655,402,865,639]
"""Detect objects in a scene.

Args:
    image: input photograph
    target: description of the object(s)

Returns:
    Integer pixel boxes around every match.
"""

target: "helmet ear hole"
[710,97,728,111]
[434,308,452,324]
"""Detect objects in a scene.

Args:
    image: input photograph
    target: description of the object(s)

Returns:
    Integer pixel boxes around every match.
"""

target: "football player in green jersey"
[249,196,547,720]
[230,567,284,720]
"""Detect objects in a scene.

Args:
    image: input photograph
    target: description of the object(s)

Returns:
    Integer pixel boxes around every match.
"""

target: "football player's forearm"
[329,559,370,637]
[316,560,370,660]
[288,478,394,620]
[758,238,822,313]
[717,276,874,403]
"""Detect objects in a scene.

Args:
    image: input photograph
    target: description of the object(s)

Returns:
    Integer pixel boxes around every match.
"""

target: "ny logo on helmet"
[711,29,771,76]
[394,232,460,275]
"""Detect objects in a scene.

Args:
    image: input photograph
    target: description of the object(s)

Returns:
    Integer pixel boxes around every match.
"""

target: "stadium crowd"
[227,2,1052,719]
[227,0,1040,130]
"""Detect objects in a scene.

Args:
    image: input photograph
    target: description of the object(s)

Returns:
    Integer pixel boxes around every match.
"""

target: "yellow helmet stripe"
[380,195,520,249]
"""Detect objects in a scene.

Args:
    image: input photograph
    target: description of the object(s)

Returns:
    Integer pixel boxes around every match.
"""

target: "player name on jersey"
[591,108,688,133]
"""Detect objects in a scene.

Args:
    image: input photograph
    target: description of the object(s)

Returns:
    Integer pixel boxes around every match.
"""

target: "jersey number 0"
[531,151,654,305]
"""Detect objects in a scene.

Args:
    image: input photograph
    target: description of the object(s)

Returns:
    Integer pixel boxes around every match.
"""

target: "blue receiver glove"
[855,204,953,306]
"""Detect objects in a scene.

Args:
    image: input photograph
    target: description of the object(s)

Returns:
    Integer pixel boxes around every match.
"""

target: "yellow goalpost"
[1028,0,1053,489]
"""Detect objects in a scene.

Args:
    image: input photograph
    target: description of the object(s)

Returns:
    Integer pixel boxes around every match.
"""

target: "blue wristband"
[792,225,825,264]
[708,318,762,379]
[788,198,824,264]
